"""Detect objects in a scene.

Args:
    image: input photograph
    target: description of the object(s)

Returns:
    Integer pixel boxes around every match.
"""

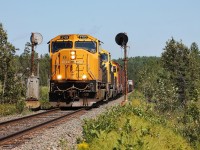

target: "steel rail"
[0,108,85,146]
[0,108,60,126]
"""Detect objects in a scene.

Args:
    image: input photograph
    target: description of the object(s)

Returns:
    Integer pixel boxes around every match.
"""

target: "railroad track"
[0,108,86,149]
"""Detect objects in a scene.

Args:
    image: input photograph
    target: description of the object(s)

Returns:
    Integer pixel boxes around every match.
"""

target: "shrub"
[40,86,49,100]
[15,100,25,113]
[39,99,51,109]
[0,104,16,116]
[39,86,51,109]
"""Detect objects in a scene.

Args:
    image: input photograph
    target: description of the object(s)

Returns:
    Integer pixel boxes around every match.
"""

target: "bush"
[0,104,16,116]
[39,86,51,109]
[15,100,25,113]
[81,101,192,150]
[180,103,200,148]
[39,99,51,109]
[40,86,49,100]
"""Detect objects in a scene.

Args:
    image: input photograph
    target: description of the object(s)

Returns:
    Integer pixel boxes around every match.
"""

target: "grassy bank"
[77,91,194,150]
[0,103,17,116]
[0,86,50,116]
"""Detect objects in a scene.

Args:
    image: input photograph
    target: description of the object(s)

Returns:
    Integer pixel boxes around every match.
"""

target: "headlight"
[70,51,76,60]
[82,74,87,79]
[57,75,62,80]
[70,51,75,55]
[71,55,76,60]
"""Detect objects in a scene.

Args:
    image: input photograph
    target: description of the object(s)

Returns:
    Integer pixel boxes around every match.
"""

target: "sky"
[0,0,200,59]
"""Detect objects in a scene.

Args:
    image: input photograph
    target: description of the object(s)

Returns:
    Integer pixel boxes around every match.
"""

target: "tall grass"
[0,104,16,116]
[39,86,51,109]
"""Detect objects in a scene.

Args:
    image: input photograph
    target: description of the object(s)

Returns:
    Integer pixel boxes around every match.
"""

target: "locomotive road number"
[62,60,84,64]
[62,60,71,64]
[76,60,84,64]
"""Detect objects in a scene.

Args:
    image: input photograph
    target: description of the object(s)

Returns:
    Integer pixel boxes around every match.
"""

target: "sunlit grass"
[0,103,17,116]
[79,91,194,150]
[87,114,192,150]
[0,103,34,116]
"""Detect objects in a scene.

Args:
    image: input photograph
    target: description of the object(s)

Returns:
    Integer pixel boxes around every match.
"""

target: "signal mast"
[26,33,43,108]
[115,33,129,105]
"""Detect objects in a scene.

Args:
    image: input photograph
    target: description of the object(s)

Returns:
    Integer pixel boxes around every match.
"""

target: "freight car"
[48,34,124,107]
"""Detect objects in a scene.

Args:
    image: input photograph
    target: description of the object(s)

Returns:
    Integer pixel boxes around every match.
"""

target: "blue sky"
[0,0,200,59]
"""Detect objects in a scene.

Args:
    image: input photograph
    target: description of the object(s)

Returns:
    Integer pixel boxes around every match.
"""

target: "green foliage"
[0,101,33,116]
[81,93,193,150]
[15,100,25,113]
[40,86,49,100]
[39,99,51,109]
[39,86,51,109]
[179,103,200,148]
[0,104,17,116]
[154,74,178,112]
[185,103,200,122]
[58,137,69,150]
[161,38,200,107]
[18,44,50,87]
[0,23,20,103]
[39,54,50,86]
[0,22,50,108]
[137,57,161,99]
[115,56,160,89]
[18,42,31,78]
[82,107,119,143]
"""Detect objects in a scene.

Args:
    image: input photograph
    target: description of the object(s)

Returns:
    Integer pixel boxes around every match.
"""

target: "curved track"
[0,108,86,149]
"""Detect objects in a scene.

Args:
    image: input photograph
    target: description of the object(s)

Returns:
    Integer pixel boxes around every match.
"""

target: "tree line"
[0,23,49,104]
[118,39,200,112]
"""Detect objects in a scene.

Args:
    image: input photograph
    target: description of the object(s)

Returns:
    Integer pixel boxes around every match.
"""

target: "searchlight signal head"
[115,33,128,46]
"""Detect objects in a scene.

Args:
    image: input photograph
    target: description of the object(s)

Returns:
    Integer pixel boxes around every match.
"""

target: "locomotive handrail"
[55,84,90,92]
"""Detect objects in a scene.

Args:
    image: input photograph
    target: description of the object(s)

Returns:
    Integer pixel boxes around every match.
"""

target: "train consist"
[48,34,133,107]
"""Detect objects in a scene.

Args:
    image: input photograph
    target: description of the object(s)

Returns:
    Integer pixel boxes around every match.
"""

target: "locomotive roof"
[48,34,100,44]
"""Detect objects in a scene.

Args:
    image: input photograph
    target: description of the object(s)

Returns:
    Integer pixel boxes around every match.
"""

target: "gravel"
[1,96,124,150]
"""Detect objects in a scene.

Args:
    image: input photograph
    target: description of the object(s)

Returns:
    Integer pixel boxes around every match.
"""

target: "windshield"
[101,53,108,62]
[52,41,73,53]
[75,41,96,53]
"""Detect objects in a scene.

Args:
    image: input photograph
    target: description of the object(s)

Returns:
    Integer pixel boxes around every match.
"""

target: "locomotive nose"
[58,50,87,80]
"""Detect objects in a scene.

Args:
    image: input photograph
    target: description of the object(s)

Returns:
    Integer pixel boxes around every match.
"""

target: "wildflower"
[77,141,89,150]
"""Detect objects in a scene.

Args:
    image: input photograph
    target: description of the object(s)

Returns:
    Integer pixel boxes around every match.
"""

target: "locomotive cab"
[100,49,113,100]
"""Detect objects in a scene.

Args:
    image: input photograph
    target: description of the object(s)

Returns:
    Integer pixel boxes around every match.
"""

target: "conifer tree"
[0,23,18,102]
[161,38,190,107]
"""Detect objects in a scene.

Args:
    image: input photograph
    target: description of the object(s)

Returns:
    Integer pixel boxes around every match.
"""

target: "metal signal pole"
[124,44,128,103]
[115,33,129,105]
[31,33,35,76]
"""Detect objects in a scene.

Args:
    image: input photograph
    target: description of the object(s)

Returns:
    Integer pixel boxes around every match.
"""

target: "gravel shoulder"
[1,96,124,150]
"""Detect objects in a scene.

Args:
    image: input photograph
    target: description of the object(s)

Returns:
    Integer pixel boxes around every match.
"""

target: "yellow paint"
[100,49,111,83]
[49,34,101,81]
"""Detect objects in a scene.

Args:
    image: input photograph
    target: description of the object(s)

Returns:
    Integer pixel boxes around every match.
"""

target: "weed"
[80,91,193,150]
[0,104,16,116]
[39,99,51,109]
[15,100,25,113]
[58,138,68,150]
